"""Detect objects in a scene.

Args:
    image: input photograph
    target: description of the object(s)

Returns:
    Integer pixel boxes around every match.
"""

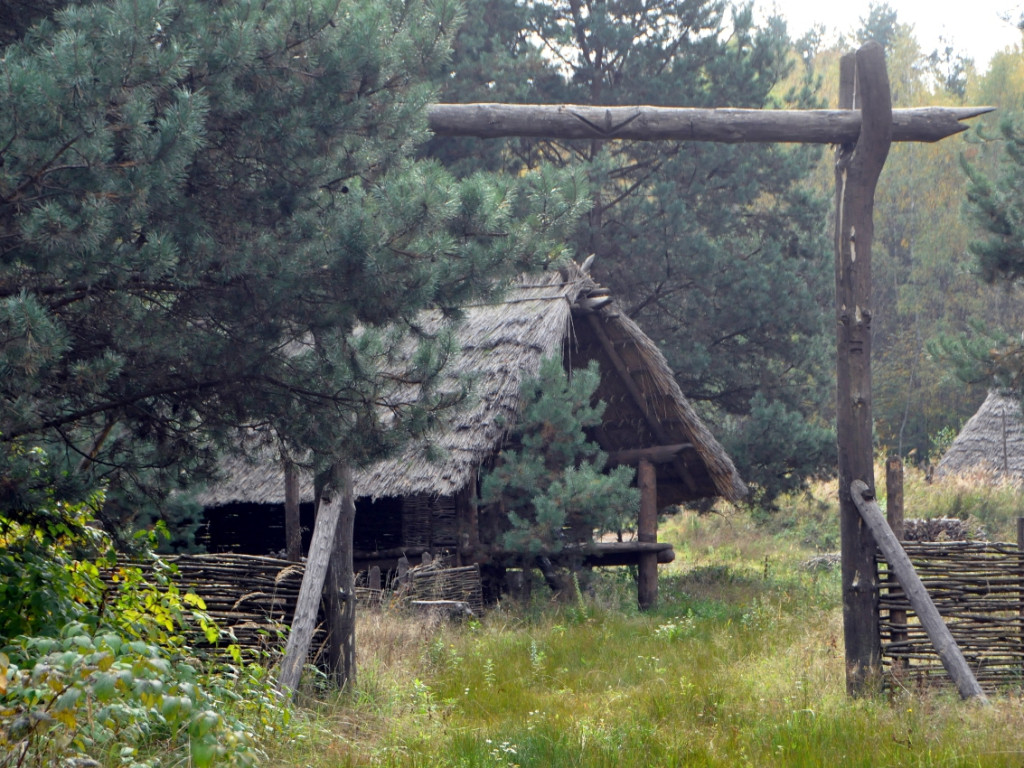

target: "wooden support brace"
[851,480,988,703]
[606,443,693,466]
[278,463,354,696]
[284,461,301,562]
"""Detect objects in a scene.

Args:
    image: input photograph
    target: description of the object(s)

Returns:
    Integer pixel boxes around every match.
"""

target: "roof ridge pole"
[836,42,890,696]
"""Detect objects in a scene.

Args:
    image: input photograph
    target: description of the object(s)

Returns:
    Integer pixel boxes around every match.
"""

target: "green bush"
[0,455,292,767]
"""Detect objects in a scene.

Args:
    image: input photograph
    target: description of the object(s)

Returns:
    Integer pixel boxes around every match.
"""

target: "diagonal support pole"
[851,480,988,703]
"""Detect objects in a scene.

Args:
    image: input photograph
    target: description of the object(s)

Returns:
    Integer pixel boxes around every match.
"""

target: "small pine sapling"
[480,357,639,585]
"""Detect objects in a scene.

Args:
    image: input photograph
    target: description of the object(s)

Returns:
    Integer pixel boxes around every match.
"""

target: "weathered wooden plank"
[427,103,991,144]
[851,479,988,703]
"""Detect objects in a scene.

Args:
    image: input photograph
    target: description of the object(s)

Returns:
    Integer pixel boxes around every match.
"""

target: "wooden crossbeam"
[428,103,992,144]
[607,443,693,466]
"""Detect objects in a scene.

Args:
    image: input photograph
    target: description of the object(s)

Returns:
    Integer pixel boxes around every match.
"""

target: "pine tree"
[480,358,639,571]
[429,0,836,504]
[961,116,1024,392]
[0,0,586,526]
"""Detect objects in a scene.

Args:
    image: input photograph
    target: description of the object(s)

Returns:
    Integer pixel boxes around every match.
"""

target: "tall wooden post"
[637,458,658,610]
[835,42,891,695]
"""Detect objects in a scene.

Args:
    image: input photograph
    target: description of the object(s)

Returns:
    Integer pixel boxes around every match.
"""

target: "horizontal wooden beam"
[427,103,993,144]
[607,443,693,466]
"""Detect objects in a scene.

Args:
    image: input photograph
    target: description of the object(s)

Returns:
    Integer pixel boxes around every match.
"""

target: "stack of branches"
[397,559,485,616]
[901,517,975,542]
[879,541,1024,690]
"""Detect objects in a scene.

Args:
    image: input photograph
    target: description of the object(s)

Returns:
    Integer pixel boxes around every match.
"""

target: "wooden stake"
[1018,516,1024,680]
[323,465,357,689]
[851,480,988,703]
[638,458,658,611]
[836,42,890,695]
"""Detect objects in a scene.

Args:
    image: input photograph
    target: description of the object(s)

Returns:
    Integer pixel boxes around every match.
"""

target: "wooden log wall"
[878,540,1024,691]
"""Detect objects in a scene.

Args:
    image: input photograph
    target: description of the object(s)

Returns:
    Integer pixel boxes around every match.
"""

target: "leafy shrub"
[0,455,292,767]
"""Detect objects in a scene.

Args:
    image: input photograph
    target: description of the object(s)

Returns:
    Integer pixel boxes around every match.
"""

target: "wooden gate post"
[835,42,891,695]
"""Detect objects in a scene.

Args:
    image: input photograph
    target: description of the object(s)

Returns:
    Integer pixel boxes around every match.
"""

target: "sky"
[752,0,1022,71]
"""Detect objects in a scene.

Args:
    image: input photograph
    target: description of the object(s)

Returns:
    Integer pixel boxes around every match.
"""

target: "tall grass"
[262,488,1024,767]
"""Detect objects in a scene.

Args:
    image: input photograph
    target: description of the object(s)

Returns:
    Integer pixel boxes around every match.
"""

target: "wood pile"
[398,560,485,616]
[878,541,1024,690]
[901,517,973,542]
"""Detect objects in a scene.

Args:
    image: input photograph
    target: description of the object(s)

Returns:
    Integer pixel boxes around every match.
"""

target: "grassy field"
[264,470,1024,767]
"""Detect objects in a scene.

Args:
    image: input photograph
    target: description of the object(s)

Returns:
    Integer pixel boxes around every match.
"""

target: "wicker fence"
[878,534,1024,691]
[109,553,483,661]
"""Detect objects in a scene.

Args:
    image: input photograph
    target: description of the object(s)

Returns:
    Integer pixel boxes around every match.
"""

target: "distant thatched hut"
[195,264,745,587]
[936,391,1024,483]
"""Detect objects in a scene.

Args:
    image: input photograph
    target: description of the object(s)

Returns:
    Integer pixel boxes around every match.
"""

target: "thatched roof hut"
[195,263,745,564]
[193,264,745,577]
[936,391,1024,483]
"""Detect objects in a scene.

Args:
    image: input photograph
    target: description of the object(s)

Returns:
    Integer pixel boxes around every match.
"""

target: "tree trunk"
[276,462,350,697]
[323,464,357,689]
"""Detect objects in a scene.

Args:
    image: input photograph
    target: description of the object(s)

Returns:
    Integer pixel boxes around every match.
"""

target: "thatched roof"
[936,391,1024,483]
[196,264,745,507]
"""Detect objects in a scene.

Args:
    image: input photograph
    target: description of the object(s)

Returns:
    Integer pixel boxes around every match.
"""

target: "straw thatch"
[196,263,745,510]
[935,391,1024,483]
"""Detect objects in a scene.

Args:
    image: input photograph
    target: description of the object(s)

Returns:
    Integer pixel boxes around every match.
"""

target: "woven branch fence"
[878,536,1024,691]
[107,553,482,661]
